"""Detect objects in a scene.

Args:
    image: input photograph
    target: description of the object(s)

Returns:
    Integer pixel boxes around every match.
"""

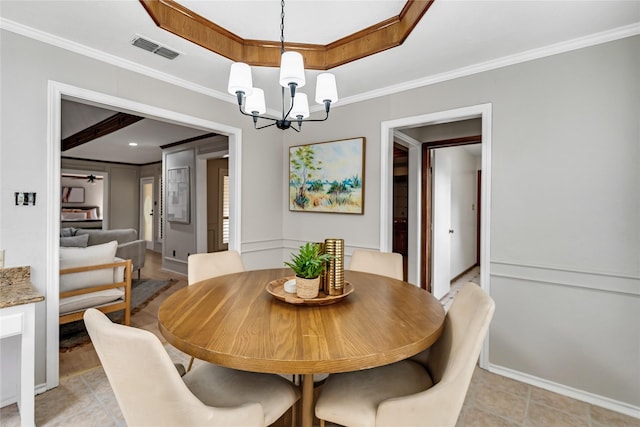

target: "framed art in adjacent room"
[167,166,190,223]
[289,137,365,214]
[61,186,84,203]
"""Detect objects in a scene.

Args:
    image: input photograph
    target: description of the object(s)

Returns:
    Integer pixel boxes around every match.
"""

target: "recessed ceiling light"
[129,142,138,147]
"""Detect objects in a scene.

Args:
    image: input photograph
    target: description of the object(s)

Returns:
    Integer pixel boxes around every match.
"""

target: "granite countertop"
[0,266,45,309]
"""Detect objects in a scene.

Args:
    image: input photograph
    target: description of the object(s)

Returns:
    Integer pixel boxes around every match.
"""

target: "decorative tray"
[266,276,354,306]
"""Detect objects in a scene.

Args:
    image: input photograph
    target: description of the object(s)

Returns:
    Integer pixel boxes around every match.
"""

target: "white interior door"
[432,149,452,299]
[140,177,154,250]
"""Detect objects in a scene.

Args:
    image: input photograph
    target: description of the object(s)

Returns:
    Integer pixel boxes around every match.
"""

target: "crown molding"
[0,17,233,104]
[335,22,640,109]
[2,18,638,112]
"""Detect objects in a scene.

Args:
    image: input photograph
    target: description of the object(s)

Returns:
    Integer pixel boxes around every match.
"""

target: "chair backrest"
[187,250,245,285]
[348,250,403,281]
[377,283,495,427]
[84,308,263,427]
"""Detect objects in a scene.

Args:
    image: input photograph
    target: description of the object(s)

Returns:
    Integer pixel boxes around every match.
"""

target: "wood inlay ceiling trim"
[139,0,435,70]
[62,112,143,151]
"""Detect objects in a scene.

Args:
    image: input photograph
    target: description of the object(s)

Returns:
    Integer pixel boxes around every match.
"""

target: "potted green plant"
[284,242,333,299]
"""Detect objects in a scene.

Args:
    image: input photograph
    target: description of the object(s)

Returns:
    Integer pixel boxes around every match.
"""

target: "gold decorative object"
[324,238,344,296]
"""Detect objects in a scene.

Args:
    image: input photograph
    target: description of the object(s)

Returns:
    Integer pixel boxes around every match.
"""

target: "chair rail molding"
[491,260,640,296]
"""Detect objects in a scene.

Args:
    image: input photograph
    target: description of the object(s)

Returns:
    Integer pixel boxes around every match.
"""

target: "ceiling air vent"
[131,36,180,60]
[154,46,180,60]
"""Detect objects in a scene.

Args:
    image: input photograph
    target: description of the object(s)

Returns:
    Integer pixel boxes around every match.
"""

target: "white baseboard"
[159,266,186,277]
[0,383,47,408]
[489,364,640,419]
[1,395,16,408]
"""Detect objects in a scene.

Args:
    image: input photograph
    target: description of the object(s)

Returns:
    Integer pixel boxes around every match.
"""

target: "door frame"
[422,135,482,293]
[46,81,242,390]
[195,148,231,254]
[380,103,492,368]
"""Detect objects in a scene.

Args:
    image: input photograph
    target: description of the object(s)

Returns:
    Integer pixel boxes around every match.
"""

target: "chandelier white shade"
[289,93,310,119]
[244,88,266,115]
[227,62,253,96]
[279,51,306,89]
[226,0,338,132]
[315,73,338,104]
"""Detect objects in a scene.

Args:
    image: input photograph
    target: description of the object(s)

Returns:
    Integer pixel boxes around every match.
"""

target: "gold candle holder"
[324,238,344,296]
[317,241,326,292]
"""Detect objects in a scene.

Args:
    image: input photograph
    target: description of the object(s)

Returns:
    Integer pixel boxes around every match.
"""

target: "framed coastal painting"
[289,137,365,214]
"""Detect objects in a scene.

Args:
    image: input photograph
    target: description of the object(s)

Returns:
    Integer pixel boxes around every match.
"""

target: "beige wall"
[0,25,638,414]
[0,28,282,402]
[281,37,639,408]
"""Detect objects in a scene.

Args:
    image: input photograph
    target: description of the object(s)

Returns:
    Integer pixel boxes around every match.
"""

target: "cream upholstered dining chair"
[315,283,495,427]
[348,249,404,280]
[187,250,245,285]
[84,308,300,427]
[186,250,245,371]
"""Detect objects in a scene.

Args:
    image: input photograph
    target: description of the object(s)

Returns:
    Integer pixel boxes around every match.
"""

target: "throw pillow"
[60,234,89,248]
[86,207,98,219]
[59,240,118,293]
[60,227,76,237]
[61,212,88,220]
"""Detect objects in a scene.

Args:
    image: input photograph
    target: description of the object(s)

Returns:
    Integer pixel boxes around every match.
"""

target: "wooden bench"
[59,259,132,325]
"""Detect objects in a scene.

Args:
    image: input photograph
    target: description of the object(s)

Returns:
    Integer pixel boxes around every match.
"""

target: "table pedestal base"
[301,374,314,427]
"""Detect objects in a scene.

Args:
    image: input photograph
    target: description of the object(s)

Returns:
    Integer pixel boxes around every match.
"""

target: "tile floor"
[2,265,639,427]
[441,265,481,311]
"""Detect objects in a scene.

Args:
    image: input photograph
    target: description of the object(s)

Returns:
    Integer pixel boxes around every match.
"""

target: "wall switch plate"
[14,192,36,206]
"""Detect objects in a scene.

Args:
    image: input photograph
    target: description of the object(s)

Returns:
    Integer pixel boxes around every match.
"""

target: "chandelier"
[227,0,338,132]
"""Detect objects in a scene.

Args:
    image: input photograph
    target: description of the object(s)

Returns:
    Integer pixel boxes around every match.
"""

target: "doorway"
[392,143,409,280]
[380,103,492,368]
[46,81,243,391]
[423,139,482,298]
[205,159,229,253]
[139,177,155,249]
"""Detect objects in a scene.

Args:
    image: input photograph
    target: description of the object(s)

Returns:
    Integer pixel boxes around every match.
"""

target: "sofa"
[61,227,146,277]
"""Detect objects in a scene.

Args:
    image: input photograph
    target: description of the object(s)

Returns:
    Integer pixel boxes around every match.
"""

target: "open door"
[431,150,452,299]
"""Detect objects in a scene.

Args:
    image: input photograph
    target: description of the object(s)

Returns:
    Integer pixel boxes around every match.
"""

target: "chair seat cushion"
[315,360,433,427]
[183,363,300,426]
[59,289,124,314]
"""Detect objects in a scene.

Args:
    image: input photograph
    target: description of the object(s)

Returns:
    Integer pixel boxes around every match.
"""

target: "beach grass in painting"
[289,137,365,214]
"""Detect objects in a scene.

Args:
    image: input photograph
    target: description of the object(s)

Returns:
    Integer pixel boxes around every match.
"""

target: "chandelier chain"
[280,0,285,54]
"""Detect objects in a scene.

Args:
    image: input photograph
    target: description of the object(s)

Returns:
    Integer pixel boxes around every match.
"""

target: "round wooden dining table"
[158,268,445,427]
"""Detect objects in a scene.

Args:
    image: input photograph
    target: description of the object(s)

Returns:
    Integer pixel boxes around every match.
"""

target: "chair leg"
[187,356,194,372]
[319,419,325,427]
[291,401,297,427]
